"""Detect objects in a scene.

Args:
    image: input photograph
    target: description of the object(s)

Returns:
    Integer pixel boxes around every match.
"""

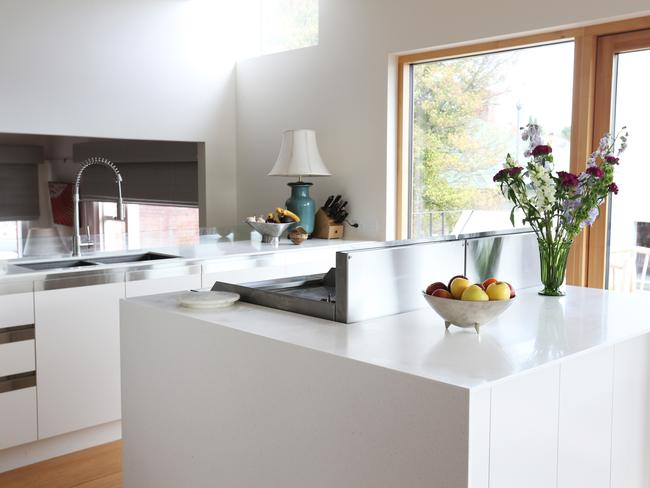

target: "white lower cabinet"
[611,334,650,488]
[34,281,125,439]
[557,347,614,488]
[489,365,560,488]
[125,266,202,298]
[0,386,37,449]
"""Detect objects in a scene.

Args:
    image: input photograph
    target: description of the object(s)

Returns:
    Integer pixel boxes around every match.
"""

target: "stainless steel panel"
[0,371,36,394]
[212,275,336,321]
[0,325,34,344]
[465,232,540,291]
[34,269,125,291]
[125,263,201,282]
[339,240,466,323]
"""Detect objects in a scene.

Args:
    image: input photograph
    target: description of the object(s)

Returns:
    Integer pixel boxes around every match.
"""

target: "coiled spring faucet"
[72,157,125,256]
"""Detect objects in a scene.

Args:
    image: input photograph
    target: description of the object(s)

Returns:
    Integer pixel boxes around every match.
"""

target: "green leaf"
[510,206,516,226]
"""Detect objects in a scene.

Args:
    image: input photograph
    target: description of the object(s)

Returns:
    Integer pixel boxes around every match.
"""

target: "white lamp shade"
[268,129,331,177]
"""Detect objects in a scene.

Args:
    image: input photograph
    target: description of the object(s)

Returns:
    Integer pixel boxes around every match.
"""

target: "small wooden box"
[312,209,344,239]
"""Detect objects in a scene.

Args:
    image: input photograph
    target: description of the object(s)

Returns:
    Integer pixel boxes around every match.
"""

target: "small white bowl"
[422,291,514,333]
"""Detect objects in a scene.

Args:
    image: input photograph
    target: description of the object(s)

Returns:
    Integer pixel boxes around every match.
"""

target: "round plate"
[177,291,240,310]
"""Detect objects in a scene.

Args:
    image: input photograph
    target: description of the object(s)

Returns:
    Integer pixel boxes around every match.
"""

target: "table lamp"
[268,129,331,234]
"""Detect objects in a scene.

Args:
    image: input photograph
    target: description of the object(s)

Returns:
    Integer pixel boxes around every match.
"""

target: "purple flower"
[531,145,552,157]
[586,166,604,178]
[557,171,579,187]
[605,156,619,165]
[581,207,600,229]
[508,167,523,177]
[609,182,619,194]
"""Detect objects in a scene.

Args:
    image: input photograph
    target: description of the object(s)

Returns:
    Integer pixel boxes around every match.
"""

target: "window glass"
[0,221,21,259]
[409,41,574,238]
[95,202,199,251]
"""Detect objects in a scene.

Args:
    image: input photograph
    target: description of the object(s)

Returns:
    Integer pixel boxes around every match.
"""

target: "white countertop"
[126,285,650,390]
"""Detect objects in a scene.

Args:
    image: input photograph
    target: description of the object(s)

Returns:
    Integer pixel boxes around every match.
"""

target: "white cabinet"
[0,281,34,327]
[611,334,650,488]
[201,254,288,287]
[34,281,125,439]
[557,347,614,488]
[489,365,560,488]
[0,386,37,449]
[125,265,201,298]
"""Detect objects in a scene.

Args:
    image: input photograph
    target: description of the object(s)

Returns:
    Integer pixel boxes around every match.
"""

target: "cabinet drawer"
[0,283,34,327]
[126,266,202,298]
[0,335,35,377]
[0,382,37,449]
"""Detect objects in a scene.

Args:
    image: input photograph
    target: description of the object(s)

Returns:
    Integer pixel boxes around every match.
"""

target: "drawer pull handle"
[0,371,36,394]
[0,325,35,345]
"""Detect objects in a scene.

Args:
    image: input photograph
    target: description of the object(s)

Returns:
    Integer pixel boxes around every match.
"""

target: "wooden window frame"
[396,16,650,287]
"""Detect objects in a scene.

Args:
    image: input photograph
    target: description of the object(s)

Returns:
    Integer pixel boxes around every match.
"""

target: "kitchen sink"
[16,252,179,271]
[17,260,99,271]
[90,252,179,264]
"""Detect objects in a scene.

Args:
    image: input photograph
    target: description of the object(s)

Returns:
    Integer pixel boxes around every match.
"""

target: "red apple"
[432,288,453,299]
[506,282,516,298]
[447,274,468,290]
[482,277,498,289]
[426,282,448,295]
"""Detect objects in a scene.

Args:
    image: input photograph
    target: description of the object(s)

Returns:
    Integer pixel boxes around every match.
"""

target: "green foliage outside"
[411,55,513,235]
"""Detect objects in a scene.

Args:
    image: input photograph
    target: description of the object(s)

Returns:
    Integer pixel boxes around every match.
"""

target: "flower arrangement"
[494,123,628,295]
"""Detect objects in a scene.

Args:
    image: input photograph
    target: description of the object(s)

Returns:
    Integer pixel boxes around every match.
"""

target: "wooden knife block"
[312,208,344,239]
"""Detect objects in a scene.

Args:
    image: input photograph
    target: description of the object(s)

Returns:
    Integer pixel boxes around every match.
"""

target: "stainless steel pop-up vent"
[212,268,338,321]
[211,231,539,323]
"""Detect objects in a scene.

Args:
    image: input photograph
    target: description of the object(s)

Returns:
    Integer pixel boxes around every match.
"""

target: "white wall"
[236,0,650,240]
[0,0,239,227]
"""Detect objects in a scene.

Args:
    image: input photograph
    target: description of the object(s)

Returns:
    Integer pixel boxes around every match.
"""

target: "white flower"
[528,163,556,210]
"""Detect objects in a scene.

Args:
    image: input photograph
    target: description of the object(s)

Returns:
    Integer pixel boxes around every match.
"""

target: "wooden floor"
[0,441,122,488]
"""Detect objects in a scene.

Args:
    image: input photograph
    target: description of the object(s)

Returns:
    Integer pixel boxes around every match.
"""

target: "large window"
[406,41,574,239]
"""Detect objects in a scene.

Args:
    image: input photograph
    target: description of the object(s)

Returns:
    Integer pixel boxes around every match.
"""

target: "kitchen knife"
[335,210,349,224]
[329,201,344,217]
[330,195,341,210]
[323,195,334,210]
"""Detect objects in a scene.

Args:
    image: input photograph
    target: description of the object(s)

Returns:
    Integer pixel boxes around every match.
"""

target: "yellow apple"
[449,277,471,299]
[461,284,489,301]
[486,282,511,301]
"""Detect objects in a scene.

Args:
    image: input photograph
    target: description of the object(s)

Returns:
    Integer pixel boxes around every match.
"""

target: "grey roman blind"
[73,141,199,206]
[0,145,42,221]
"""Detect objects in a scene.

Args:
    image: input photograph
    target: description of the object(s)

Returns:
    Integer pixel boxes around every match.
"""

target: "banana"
[276,208,300,222]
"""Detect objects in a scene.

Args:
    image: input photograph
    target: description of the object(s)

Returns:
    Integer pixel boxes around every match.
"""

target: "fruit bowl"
[245,221,293,246]
[422,291,514,333]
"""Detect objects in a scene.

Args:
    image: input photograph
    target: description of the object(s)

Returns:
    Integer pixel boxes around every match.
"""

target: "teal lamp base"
[286,182,316,234]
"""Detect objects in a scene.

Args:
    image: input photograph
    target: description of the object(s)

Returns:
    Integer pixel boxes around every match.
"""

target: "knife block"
[312,209,344,239]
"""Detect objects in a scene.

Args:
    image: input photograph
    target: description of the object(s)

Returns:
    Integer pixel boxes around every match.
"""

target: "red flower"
[531,145,552,157]
[586,166,604,178]
[493,167,523,182]
[609,182,619,194]
[605,156,619,165]
[557,171,579,187]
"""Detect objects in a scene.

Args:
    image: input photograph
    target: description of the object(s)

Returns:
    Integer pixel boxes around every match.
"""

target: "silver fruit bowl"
[245,221,293,246]
[422,291,514,333]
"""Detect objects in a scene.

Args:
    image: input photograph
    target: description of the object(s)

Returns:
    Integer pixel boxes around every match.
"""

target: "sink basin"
[89,252,179,264]
[16,252,179,271]
[17,260,99,271]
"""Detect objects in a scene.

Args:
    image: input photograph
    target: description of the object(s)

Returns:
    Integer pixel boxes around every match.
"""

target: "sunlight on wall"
[234,0,319,59]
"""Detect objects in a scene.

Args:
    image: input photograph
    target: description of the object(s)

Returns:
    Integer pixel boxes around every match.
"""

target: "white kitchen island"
[120,286,650,488]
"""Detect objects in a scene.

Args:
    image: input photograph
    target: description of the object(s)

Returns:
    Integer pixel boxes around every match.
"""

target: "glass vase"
[537,238,572,296]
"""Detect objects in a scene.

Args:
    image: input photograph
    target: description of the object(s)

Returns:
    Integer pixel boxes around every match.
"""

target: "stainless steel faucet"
[72,157,125,256]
